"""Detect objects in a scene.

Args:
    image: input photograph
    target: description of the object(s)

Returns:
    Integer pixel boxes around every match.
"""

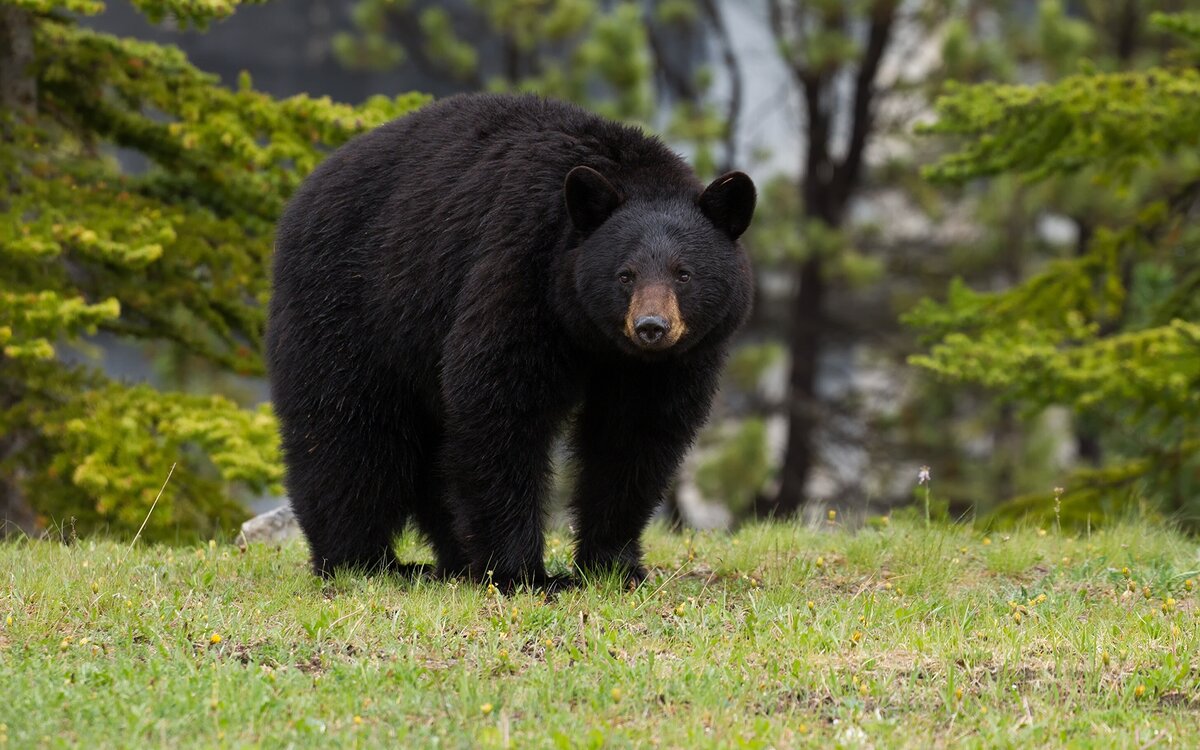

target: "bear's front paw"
[624,564,650,589]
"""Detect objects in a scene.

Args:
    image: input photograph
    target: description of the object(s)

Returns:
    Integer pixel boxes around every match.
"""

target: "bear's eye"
[618,271,634,285]
[677,270,691,284]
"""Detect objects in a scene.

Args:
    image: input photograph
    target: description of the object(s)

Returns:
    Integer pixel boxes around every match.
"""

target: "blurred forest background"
[2,0,1198,541]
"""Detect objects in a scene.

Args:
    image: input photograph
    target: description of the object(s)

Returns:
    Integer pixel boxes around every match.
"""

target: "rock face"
[237,504,301,547]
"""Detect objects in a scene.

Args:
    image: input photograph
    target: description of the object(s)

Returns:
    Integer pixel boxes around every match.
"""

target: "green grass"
[2,519,1198,748]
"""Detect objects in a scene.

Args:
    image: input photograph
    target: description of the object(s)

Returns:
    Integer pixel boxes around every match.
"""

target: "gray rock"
[237,504,301,548]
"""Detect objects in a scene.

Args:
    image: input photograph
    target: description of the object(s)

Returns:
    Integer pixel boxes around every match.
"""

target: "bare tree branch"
[383,3,486,90]
[697,0,743,171]
[831,0,898,211]
[767,0,790,67]
[800,71,833,217]
[644,5,701,103]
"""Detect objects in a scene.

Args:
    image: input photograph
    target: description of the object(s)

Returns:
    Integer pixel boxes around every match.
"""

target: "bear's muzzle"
[625,284,686,351]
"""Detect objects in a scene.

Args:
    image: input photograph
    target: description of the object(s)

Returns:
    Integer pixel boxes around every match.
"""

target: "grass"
[1,519,1198,748]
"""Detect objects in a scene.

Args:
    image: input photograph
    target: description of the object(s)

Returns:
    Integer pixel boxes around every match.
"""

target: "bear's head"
[565,166,756,359]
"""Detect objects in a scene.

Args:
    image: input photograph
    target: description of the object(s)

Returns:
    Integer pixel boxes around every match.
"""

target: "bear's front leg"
[571,355,720,586]
[439,278,578,592]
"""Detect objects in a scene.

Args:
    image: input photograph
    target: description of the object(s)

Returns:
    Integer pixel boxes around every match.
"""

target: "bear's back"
[268,94,701,399]
[275,94,696,272]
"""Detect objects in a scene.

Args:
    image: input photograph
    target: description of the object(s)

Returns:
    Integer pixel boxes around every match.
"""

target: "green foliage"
[743,175,854,267]
[13,0,274,27]
[922,69,1200,183]
[0,0,429,538]
[419,6,479,80]
[693,344,783,513]
[335,0,653,122]
[910,14,1200,527]
[22,383,279,537]
[332,0,407,71]
[724,342,784,394]
[1150,11,1200,50]
[664,99,725,178]
[1034,0,1094,72]
[695,418,771,513]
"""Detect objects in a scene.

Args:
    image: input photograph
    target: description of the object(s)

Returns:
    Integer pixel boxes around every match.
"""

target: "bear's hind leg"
[281,414,415,578]
[407,428,470,578]
[409,482,469,578]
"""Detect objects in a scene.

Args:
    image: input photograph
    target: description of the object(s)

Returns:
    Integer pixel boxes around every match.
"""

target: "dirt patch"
[230,639,270,665]
[294,653,324,674]
[1158,691,1200,710]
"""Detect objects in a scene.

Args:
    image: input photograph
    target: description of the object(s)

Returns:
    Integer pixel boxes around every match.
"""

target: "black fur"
[266,93,755,588]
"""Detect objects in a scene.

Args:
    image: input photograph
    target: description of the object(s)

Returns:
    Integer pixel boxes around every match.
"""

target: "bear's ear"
[698,171,756,240]
[564,166,621,233]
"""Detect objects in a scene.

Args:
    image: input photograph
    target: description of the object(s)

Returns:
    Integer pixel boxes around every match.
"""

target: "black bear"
[267,93,755,589]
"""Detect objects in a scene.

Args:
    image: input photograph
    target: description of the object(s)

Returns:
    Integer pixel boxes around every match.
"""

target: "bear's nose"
[634,316,669,345]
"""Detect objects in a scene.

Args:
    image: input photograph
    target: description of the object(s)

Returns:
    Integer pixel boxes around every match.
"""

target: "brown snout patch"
[624,284,687,349]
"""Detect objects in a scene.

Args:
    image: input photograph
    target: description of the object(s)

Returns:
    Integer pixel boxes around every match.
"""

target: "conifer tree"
[335,0,654,122]
[0,0,427,538]
[909,12,1200,526]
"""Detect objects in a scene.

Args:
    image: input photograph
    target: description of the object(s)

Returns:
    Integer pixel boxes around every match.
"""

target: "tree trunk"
[0,434,38,537]
[697,0,741,172]
[764,255,824,517]
[755,2,896,520]
[0,5,39,537]
[1071,220,1103,467]
[0,6,36,114]
[1114,0,1138,64]
[993,404,1017,502]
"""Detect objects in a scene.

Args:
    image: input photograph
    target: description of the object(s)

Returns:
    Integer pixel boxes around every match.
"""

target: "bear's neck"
[549,239,608,358]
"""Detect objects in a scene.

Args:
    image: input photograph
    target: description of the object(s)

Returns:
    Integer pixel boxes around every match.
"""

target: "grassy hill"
[1,520,1198,748]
